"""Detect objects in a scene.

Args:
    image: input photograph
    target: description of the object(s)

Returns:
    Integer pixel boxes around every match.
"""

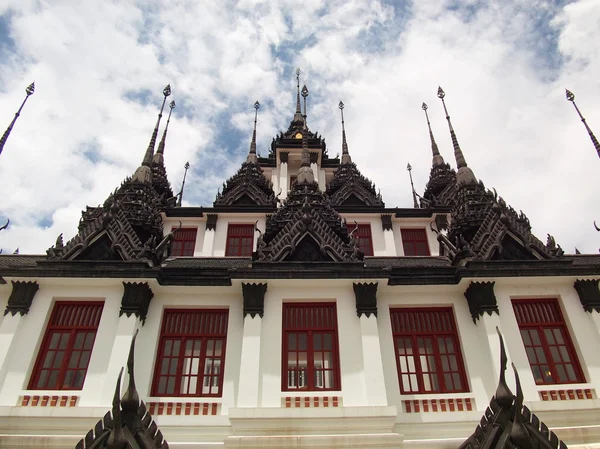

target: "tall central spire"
[437,86,476,186]
[247,101,260,164]
[296,68,302,115]
[297,86,315,185]
[132,84,171,183]
[339,101,352,164]
[154,100,175,165]
[421,102,444,166]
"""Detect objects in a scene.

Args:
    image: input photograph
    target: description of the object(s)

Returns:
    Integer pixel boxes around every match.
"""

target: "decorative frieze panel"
[539,388,594,401]
[573,279,600,312]
[242,282,267,318]
[120,282,154,324]
[21,395,78,407]
[5,280,39,316]
[148,401,220,416]
[403,397,474,413]
[353,282,378,317]
[283,396,340,408]
[464,281,498,323]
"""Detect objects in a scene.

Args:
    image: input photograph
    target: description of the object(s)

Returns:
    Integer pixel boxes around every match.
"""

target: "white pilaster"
[383,230,397,256]
[202,228,216,256]
[0,314,22,389]
[359,315,387,406]
[237,315,262,407]
[96,314,140,405]
[310,162,320,190]
[279,162,288,200]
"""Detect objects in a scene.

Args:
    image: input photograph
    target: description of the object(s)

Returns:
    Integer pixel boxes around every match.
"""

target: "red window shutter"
[152,309,229,397]
[390,308,468,394]
[29,302,104,390]
[401,229,430,256]
[225,224,255,256]
[282,303,341,392]
[170,228,197,256]
[349,224,374,256]
[512,299,584,385]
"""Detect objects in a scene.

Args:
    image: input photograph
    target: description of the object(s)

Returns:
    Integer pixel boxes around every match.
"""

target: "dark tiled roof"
[162,257,252,269]
[365,257,452,268]
[568,255,600,266]
[0,255,44,268]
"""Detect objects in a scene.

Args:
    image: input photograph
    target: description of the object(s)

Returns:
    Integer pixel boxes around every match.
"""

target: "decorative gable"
[214,162,276,207]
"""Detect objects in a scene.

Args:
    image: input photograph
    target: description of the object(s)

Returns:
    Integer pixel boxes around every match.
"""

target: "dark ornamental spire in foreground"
[247,101,260,164]
[0,82,35,157]
[566,88,600,159]
[339,101,351,164]
[154,100,175,165]
[407,163,419,208]
[422,102,444,166]
[437,86,476,186]
[132,84,171,183]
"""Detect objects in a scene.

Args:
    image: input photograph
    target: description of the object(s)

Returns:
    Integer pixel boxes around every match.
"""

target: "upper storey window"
[282,303,341,391]
[29,302,104,390]
[225,224,254,257]
[170,228,197,256]
[401,228,430,256]
[513,299,584,385]
[349,224,374,256]
[152,309,229,397]
[390,307,468,394]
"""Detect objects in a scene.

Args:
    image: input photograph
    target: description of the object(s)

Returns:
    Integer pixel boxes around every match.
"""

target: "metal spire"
[296,68,302,115]
[407,163,419,208]
[566,89,600,159]
[132,84,171,183]
[437,86,476,186]
[339,101,352,164]
[0,82,35,157]
[247,101,260,164]
[301,84,309,126]
[177,161,190,207]
[422,102,444,166]
[153,100,175,165]
[297,86,314,185]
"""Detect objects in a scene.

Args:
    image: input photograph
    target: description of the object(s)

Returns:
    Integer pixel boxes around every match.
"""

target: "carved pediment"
[326,162,384,207]
[214,162,276,207]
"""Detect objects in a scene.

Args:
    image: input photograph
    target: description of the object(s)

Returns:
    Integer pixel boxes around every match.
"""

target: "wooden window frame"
[170,228,198,257]
[349,223,374,257]
[29,301,104,391]
[512,298,585,385]
[401,228,430,256]
[390,307,469,394]
[282,303,341,392]
[151,309,229,398]
[225,224,255,257]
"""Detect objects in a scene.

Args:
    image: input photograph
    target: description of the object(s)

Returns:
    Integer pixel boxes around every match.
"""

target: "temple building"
[0,73,600,449]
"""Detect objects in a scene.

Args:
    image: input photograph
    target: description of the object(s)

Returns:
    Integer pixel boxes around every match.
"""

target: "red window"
[390,308,468,394]
[401,228,430,256]
[349,224,374,256]
[152,309,229,397]
[225,224,254,256]
[282,303,341,391]
[170,228,197,256]
[29,302,104,390]
[513,299,584,385]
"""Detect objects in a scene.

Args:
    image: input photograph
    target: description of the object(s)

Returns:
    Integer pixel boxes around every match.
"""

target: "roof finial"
[407,163,419,208]
[422,102,444,166]
[437,86,476,186]
[247,101,260,163]
[153,100,175,165]
[0,82,35,157]
[566,89,600,159]
[339,101,352,164]
[301,84,309,126]
[176,161,190,207]
[296,68,302,115]
[132,84,171,183]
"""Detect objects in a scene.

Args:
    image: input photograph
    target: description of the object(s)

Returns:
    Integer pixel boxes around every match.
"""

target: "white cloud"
[0,0,598,255]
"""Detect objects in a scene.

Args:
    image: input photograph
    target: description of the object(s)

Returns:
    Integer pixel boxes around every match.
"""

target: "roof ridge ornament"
[0,82,35,158]
[339,101,352,164]
[566,88,600,159]
[154,100,175,164]
[421,102,445,166]
[132,84,171,183]
[437,86,476,186]
[247,101,260,164]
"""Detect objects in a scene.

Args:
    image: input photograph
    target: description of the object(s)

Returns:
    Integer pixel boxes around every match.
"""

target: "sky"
[0,0,599,255]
